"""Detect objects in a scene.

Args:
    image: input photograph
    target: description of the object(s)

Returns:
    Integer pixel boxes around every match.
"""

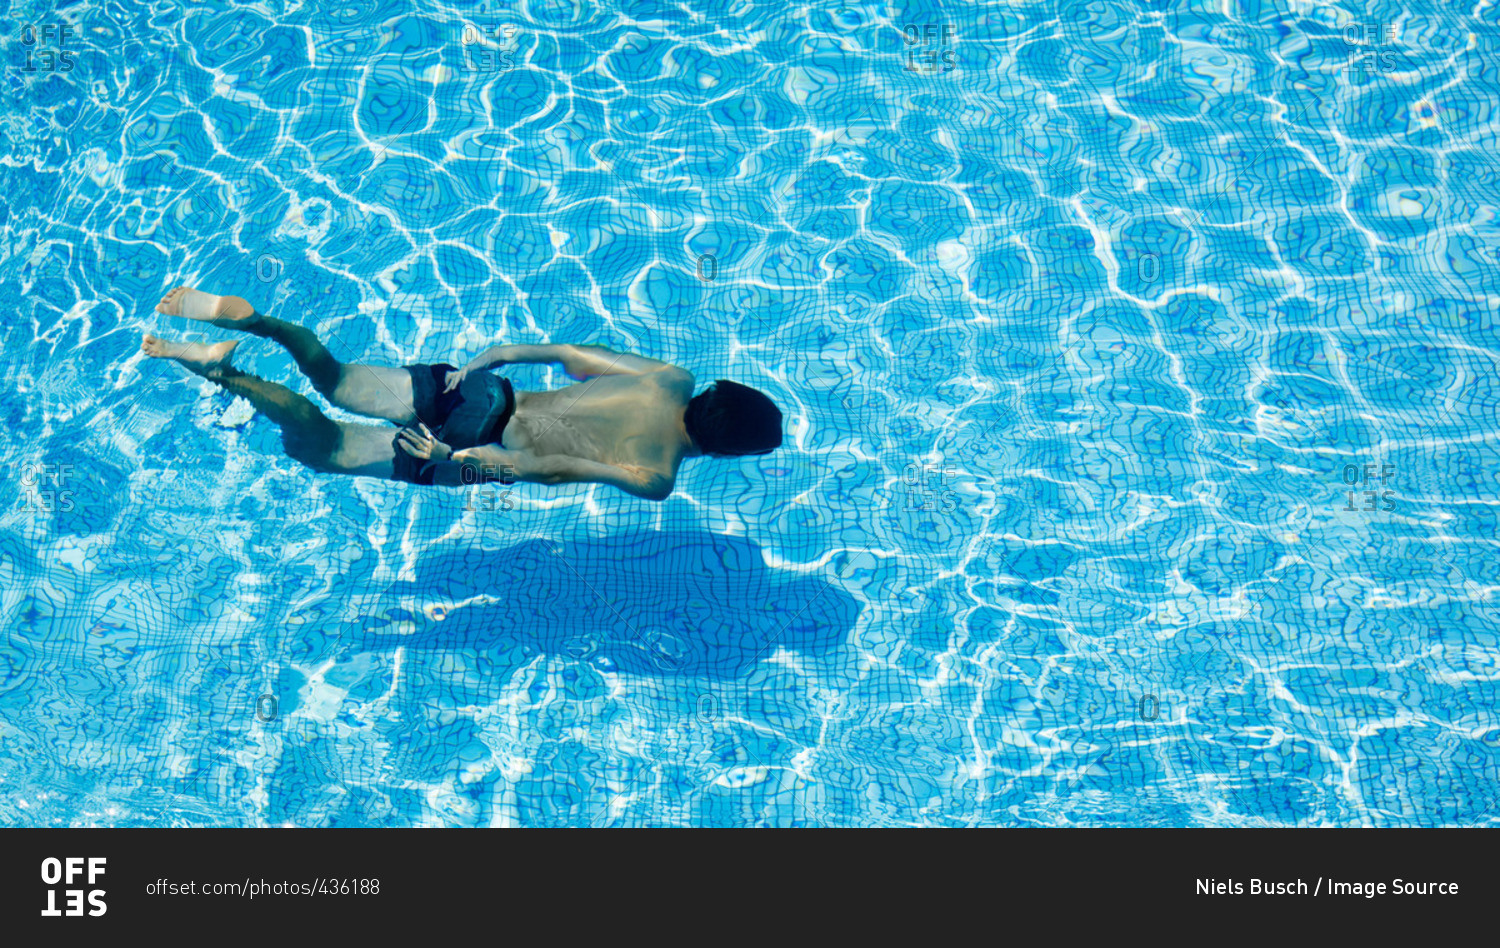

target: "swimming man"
[141,286,783,501]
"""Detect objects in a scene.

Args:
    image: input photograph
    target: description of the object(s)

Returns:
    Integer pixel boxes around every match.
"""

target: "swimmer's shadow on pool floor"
[367,531,861,679]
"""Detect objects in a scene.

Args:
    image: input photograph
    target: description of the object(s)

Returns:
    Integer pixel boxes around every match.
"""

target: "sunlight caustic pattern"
[1,0,1498,825]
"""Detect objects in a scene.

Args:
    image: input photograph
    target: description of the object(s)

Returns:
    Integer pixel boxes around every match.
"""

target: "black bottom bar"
[2,828,1489,933]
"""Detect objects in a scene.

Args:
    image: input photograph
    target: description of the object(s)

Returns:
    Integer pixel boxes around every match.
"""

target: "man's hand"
[443,347,507,393]
[396,422,452,460]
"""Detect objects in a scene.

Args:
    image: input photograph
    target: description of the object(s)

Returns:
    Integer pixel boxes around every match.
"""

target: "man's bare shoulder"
[656,365,694,389]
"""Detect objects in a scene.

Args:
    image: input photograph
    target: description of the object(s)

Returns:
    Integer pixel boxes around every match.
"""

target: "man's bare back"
[141,286,783,501]
[435,342,701,500]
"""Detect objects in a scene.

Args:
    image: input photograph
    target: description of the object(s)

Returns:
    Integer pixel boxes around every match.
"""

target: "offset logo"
[18,462,76,512]
[901,462,959,513]
[19,23,78,72]
[460,23,522,72]
[40,857,107,916]
[1341,462,1397,513]
[902,23,957,74]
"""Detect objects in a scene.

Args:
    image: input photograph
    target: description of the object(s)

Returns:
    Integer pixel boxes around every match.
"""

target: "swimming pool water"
[3,0,1499,826]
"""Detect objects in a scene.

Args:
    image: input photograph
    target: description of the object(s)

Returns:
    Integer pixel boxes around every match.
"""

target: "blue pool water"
[3,0,1499,826]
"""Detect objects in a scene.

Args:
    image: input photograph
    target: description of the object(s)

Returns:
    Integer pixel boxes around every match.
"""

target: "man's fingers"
[397,430,432,457]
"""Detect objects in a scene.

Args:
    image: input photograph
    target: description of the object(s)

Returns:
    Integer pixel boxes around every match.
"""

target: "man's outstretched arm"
[446,343,676,390]
[427,444,675,501]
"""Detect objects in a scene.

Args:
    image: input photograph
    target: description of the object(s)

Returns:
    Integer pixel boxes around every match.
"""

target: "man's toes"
[155,286,185,315]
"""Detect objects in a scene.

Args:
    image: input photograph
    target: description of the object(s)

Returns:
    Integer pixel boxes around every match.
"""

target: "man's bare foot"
[141,334,239,378]
[155,286,260,328]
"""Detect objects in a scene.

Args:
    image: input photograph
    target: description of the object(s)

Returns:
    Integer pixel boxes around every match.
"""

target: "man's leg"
[141,334,399,479]
[154,285,420,425]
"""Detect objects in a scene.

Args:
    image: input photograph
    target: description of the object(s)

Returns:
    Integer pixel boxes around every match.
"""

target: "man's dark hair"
[684,380,783,457]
